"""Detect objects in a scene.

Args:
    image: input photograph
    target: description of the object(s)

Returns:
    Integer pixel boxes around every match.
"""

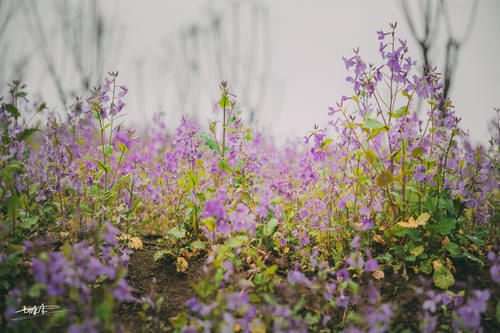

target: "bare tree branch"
[400,0,479,103]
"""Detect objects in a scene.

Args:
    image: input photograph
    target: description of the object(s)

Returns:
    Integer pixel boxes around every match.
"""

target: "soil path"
[115,242,205,332]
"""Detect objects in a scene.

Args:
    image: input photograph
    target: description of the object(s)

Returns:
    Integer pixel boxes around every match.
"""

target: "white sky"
[5,0,500,145]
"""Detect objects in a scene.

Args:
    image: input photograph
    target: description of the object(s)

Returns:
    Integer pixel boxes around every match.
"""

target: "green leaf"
[28,283,43,297]
[391,106,407,118]
[444,242,461,256]
[375,253,393,263]
[228,235,248,248]
[89,157,111,173]
[464,234,484,246]
[168,227,186,239]
[169,312,187,328]
[433,266,455,289]
[153,249,172,262]
[420,260,432,274]
[460,251,484,267]
[263,265,278,276]
[191,240,206,250]
[226,116,236,127]
[218,159,232,172]
[18,128,39,141]
[346,312,365,324]
[116,141,128,152]
[428,98,439,106]
[5,104,20,117]
[319,138,334,150]
[219,93,229,108]
[262,293,279,306]
[305,312,319,326]
[97,144,114,157]
[95,297,113,324]
[20,216,38,229]
[364,118,385,129]
[7,193,19,221]
[410,245,424,256]
[404,255,416,262]
[437,218,456,235]
[200,132,218,152]
[265,218,279,237]
[37,102,47,113]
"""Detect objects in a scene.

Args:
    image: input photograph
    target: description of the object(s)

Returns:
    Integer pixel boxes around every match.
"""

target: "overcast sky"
[5,0,500,145]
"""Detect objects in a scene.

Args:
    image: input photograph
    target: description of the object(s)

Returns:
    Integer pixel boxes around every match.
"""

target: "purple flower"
[112,278,135,301]
[69,322,98,333]
[32,258,48,285]
[452,289,490,331]
[118,85,128,97]
[365,259,378,272]
[216,220,231,235]
[287,270,312,287]
[488,251,500,283]
[186,297,201,312]
[359,205,371,217]
[103,222,121,245]
[226,292,249,311]
[229,203,255,234]
[350,235,361,250]
[203,199,225,220]
[346,252,364,267]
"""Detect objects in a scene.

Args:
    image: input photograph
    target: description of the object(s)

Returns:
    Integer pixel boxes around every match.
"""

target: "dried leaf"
[372,270,385,280]
[128,237,143,250]
[373,234,386,244]
[177,256,188,273]
[433,260,442,271]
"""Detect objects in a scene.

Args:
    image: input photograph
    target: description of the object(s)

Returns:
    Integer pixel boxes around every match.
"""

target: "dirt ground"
[115,241,205,332]
[114,238,500,332]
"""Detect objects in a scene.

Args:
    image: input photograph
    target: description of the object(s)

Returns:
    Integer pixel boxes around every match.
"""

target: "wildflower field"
[1,23,499,332]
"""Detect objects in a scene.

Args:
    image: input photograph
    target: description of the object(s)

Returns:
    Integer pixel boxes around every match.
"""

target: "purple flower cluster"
[452,290,490,332]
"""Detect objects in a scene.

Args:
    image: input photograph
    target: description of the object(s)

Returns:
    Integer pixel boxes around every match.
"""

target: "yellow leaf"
[372,270,385,280]
[376,170,393,187]
[250,319,266,333]
[397,213,430,228]
[415,213,430,226]
[365,149,376,165]
[410,245,424,256]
